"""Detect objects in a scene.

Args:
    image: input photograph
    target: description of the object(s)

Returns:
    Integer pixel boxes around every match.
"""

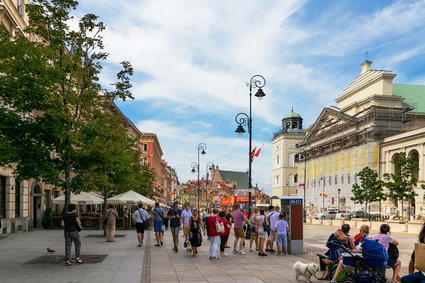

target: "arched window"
[408,149,420,180]
[294,174,298,184]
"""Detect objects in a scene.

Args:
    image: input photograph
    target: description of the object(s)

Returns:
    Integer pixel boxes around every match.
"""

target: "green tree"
[0,0,134,209]
[384,152,425,220]
[351,166,386,218]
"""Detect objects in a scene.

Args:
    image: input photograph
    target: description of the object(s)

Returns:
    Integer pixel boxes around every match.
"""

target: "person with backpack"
[152,202,166,247]
[132,203,150,248]
[372,224,401,283]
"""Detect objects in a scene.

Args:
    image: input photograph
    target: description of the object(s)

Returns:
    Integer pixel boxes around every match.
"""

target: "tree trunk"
[103,187,107,236]
[401,197,404,221]
[64,163,72,214]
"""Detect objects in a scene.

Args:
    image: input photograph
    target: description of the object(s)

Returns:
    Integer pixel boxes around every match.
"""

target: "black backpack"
[388,243,399,260]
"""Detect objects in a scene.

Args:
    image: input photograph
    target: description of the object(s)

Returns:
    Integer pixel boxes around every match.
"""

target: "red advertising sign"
[220,196,234,206]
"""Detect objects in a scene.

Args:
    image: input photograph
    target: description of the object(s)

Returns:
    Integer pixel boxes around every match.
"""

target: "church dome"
[283,110,302,119]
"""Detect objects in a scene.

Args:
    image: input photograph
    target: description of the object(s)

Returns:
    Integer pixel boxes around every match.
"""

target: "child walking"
[275,213,289,256]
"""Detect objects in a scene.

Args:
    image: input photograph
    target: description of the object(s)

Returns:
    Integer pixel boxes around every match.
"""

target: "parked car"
[350,211,368,219]
[335,210,351,219]
[314,210,337,219]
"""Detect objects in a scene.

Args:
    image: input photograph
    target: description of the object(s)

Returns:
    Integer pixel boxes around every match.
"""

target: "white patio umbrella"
[52,191,104,205]
[107,190,155,206]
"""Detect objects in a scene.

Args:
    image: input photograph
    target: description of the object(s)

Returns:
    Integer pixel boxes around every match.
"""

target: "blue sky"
[73,0,425,196]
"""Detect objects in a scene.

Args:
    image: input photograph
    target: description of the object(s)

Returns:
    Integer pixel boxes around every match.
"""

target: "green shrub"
[42,207,52,229]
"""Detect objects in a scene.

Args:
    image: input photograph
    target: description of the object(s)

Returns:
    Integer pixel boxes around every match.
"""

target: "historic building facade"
[379,127,425,218]
[297,61,425,214]
[272,110,305,201]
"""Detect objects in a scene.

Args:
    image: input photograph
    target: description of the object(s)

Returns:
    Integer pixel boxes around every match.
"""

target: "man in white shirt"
[181,203,193,251]
[132,203,150,247]
[266,206,280,253]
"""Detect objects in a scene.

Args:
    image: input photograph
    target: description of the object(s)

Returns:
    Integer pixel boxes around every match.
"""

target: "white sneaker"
[221,253,228,257]
[238,251,246,255]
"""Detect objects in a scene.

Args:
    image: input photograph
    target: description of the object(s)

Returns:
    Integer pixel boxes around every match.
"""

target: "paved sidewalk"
[0,229,145,283]
[146,229,321,283]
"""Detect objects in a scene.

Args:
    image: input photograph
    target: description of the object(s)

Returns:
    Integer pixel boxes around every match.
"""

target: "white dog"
[293,261,319,282]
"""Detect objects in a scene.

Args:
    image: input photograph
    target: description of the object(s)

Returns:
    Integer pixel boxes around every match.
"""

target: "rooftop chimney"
[361,60,372,74]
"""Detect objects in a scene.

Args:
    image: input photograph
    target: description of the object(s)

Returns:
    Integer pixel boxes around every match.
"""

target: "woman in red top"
[207,208,220,260]
[218,211,231,257]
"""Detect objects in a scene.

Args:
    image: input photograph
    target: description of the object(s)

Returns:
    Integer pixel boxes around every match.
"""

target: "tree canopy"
[0,0,153,208]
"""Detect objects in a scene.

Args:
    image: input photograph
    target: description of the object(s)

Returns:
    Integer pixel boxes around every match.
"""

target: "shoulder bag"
[139,209,149,229]
[103,210,111,226]
[263,212,274,232]
[414,242,425,271]
[215,217,224,233]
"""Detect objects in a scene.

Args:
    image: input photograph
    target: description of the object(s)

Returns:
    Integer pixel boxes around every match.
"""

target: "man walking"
[232,203,248,255]
[132,203,149,247]
[181,203,193,252]
[105,205,118,242]
[152,202,165,247]
[167,203,182,252]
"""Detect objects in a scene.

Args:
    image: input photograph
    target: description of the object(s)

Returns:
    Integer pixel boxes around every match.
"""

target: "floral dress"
[189,216,203,247]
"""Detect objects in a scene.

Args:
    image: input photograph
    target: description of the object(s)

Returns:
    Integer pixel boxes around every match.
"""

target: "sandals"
[75,258,84,264]
[65,261,72,266]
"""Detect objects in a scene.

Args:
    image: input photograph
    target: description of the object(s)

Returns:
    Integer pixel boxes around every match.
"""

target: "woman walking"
[207,208,220,260]
[249,208,259,252]
[61,204,83,266]
[256,209,267,256]
[401,222,425,283]
[218,211,231,257]
[189,209,205,256]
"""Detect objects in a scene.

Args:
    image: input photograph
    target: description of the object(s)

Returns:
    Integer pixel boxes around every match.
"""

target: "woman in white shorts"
[256,209,268,256]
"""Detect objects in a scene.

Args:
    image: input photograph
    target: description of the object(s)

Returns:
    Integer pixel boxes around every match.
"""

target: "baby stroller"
[336,238,387,283]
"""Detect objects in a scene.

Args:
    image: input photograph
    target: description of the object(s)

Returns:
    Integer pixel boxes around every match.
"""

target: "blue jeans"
[401,272,425,283]
[154,220,163,232]
[65,231,81,261]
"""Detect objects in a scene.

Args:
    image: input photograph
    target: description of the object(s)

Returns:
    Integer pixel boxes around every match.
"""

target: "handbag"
[388,243,399,260]
[414,242,425,271]
[215,218,224,233]
[139,210,149,229]
[103,210,111,226]
[263,213,273,232]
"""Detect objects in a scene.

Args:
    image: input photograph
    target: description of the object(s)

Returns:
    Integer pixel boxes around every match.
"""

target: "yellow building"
[297,61,425,213]
[271,110,305,205]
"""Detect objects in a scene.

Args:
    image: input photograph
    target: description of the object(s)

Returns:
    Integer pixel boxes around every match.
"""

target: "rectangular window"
[141,144,148,152]
[15,181,20,217]
[0,176,6,218]
[17,0,24,16]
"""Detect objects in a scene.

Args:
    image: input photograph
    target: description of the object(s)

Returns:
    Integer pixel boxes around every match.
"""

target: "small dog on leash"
[293,261,319,282]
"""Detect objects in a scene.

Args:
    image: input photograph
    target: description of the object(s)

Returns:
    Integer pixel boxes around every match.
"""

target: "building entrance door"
[33,196,42,228]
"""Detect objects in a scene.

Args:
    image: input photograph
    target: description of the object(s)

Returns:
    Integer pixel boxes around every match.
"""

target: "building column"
[5,177,16,219]
[419,143,424,182]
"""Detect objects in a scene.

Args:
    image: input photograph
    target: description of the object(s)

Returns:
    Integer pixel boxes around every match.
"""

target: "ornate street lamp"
[190,143,206,210]
[234,75,266,215]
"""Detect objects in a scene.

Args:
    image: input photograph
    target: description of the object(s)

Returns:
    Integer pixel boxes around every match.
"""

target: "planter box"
[408,223,424,234]
[312,219,322,225]
[345,220,357,228]
[370,221,384,231]
[384,221,407,233]
[332,219,344,227]
[305,218,312,224]
[322,220,331,226]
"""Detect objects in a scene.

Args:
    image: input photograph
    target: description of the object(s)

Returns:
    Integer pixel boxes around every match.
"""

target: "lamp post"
[191,143,206,210]
[234,75,266,215]
[205,162,215,209]
[337,188,341,212]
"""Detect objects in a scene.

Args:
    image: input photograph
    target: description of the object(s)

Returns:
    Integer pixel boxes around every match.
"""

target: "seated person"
[319,224,355,280]
[372,224,401,283]
[331,226,371,282]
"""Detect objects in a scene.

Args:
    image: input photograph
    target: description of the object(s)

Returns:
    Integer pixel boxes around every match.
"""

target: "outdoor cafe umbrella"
[106,190,155,206]
[52,191,104,205]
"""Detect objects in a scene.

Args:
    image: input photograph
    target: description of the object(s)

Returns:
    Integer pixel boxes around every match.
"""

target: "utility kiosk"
[279,196,304,254]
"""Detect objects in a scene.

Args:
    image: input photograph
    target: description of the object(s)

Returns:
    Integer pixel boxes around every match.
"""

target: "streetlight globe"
[235,125,246,135]
[255,88,266,100]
